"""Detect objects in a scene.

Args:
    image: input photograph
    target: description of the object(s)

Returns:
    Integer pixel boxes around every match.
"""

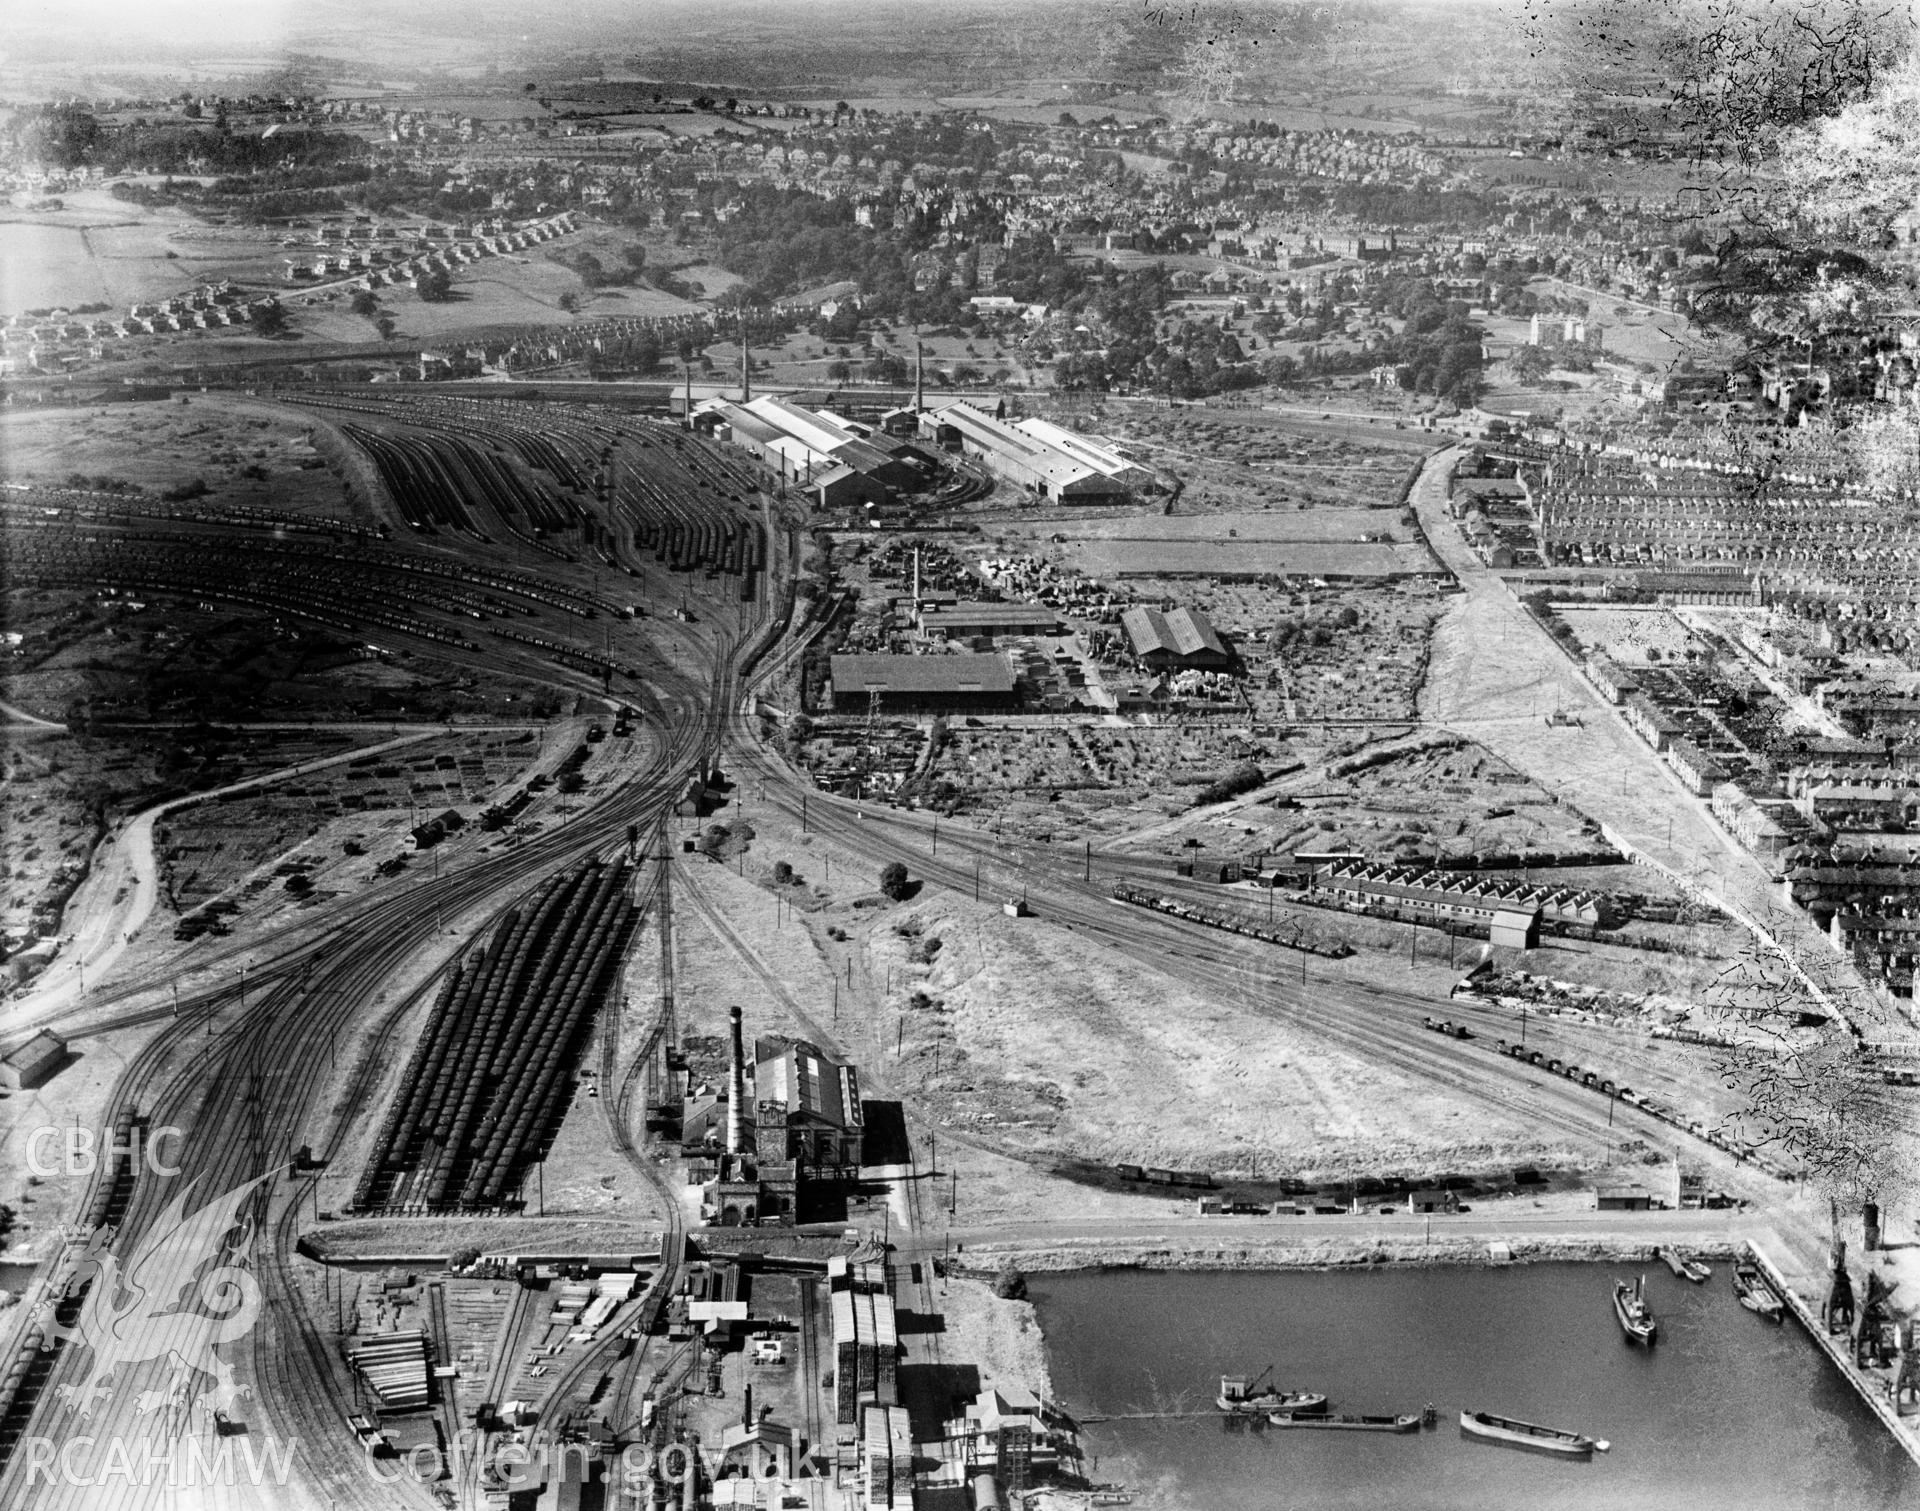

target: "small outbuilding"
[1489,906,1541,950]
[1596,1184,1654,1212]
[0,1028,67,1090]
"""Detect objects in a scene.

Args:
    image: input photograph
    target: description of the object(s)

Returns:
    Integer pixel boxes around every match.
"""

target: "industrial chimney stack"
[913,330,925,412]
[740,310,751,403]
[725,1005,747,1156]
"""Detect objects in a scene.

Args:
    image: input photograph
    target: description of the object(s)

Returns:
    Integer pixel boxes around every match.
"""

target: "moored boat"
[1733,1259,1786,1322]
[1658,1247,1711,1283]
[1269,1411,1421,1433]
[1460,1409,1609,1457]
[1218,1370,1327,1415]
[1613,1275,1657,1344]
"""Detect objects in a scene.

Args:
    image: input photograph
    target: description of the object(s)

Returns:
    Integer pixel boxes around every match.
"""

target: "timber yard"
[3,4,1920,1509]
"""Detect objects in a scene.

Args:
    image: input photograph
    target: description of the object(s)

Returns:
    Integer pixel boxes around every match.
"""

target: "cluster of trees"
[559,245,648,289]
[693,187,1085,324]
[1192,761,1266,807]
[14,108,368,176]
[1267,604,1360,652]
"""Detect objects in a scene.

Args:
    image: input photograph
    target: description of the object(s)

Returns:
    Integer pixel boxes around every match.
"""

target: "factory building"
[692,393,924,509]
[919,401,1132,503]
[918,601,1061,639]
[828,652,1019,714]
[1012,417,1156,492]
[1119,605,1232,670]
[684,1007,865,1226]
[743,395,922,491]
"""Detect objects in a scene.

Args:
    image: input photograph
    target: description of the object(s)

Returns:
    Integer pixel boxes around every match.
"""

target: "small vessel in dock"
[1613,1275,1657,1344]
[1658,1247,1711,1283]
[1269,1411,1422,1433]
[1459,1409,1609,1457]
[1733,1258,1786,1322]
[1218,1368,1327,1416]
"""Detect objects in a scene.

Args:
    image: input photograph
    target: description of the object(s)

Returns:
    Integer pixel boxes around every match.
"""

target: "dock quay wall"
[951,1235,1733,1276]
[1748,1240,1920,1469]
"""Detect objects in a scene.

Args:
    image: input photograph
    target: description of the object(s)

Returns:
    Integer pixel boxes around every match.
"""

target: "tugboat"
[1268,1411,1422,1433]
[1218,1368,1327,1416]
[1658,1247,1711,1284]
[1613,1275,1657,1345]
[1733,1258,1786,1322]
[1460,1409,1610,1457]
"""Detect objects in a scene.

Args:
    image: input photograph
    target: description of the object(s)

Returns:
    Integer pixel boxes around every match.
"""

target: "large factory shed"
[745,395,921,491]
[919,401,1131,503]
[828,653,1018,713]
[692,398,893,508]
[1014,416,1155,492]
[1120,605,1231,670]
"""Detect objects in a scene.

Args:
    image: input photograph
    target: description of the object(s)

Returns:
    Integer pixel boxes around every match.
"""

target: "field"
[1555,604,1713,665]
[1068,536,1436,578]
[1102,406,1433,515]
[0,189,248,315]
[0,395,349,511]
[662,804,1578,1189]
[1136,732,1607,860]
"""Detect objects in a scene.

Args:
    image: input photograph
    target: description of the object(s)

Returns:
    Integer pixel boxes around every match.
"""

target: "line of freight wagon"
[1110,882,1354,959]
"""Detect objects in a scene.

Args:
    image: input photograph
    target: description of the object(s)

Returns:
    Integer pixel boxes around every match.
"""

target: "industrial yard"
[2,10,1918,1508]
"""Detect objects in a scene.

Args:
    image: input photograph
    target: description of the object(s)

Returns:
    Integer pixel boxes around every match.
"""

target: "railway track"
[2,596,771,1508]
[717,718,1755,1196]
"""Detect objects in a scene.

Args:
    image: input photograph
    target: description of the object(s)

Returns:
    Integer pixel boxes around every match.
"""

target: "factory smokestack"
[913,330,924,411]
[726,1005,747,1156]
[740,310,751,403]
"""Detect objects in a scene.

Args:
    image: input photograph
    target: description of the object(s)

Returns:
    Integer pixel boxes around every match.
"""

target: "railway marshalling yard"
[0,385,1914,1507]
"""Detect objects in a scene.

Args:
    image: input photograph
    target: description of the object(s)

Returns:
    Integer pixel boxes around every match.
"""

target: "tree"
[1708,919,1914,1234]
[621,244,647,273]
[415,266,453,302]
[284,873,313,896]
[248,301,289,338]
[826,359,851,382]
[879,861,912,901]
[375,313,396,340]
[348,289,378,317]
[558,292,579,314]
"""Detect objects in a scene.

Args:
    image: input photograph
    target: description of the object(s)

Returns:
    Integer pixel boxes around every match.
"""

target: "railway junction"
[0,391,1915,1511]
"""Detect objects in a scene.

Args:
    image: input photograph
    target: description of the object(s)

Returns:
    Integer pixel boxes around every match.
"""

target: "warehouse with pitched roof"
[919,401,1132,503]
[827,653,1019,713]
[1120,605,1232,670]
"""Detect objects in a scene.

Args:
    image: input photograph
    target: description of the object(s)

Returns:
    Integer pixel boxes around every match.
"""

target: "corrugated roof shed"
[1014,416,1137,477]
[920,601,1059,630]
[932,401,1099,490]
[829,653,1014,694]
[1120,605,1227,661]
